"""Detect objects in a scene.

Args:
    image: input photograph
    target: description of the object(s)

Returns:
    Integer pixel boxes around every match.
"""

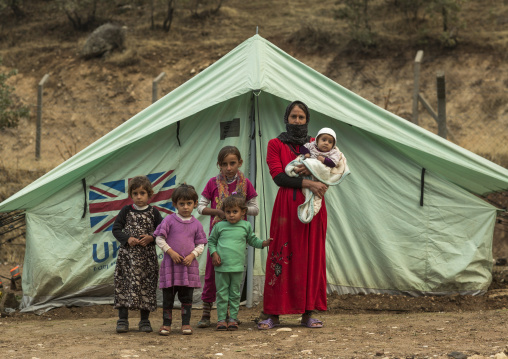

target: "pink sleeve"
[194,222,208,245]
[245,178,258,201]
[153,215,172,239]
[201,177,215,200]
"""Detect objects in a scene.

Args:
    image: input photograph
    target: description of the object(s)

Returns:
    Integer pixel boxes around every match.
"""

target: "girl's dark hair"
[222,194,247,212]
[128,176,154,197]
[217,146,242,167]
[171,183,198,203]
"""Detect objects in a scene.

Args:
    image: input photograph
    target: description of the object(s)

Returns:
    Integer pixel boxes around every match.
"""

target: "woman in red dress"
[258,101,329,329]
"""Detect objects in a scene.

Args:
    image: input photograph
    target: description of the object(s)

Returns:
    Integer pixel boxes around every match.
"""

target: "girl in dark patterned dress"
[112,175,163,333]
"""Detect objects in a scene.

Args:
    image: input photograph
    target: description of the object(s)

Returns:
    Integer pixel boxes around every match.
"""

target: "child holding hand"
[154,184,207,336]
[112,175,163,333]
[207,194,271,331]
[196,146,259,327]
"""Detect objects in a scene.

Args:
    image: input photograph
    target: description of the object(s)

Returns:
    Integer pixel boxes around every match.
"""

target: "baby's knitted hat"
[316,127,337,145]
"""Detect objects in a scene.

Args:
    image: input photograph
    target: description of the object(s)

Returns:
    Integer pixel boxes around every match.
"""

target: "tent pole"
[246,94,257,308]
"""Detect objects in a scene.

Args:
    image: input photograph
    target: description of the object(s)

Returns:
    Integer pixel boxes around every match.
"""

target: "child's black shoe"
[138,319,153,333]
[116,319,129,333]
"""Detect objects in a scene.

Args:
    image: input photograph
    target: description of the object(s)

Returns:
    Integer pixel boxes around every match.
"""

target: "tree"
[151,0,176,32]
[385,0,425,22]
[0,59,30,130]
[56,0,102,31]
[336,0,376,47]
[188,0,223,19]
[0,0,25,18]
[426,0,464,32]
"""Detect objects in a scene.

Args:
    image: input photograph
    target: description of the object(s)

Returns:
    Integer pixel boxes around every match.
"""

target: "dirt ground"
[3,263,508,359]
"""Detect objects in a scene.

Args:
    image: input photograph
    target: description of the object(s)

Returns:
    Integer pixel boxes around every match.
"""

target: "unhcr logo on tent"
[88,170,177,233]
[92,242,164,267]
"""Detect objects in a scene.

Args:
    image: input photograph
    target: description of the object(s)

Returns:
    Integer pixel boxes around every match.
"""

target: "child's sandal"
[197,317,211,328]
[216,321,228,331]
[227,319,239,331]
[181,324,193,335]
[159,325,171,336]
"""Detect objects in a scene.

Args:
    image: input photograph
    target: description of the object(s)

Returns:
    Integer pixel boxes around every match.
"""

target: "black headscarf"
[276,100,311,145]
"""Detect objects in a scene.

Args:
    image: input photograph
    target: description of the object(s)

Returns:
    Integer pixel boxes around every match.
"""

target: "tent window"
[220,118,240,140]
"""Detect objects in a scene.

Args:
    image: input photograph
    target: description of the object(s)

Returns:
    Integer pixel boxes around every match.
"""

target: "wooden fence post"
[152,72,166,103]
[412,50,423,126]
[35,74,50,160]
[436,71,447,139]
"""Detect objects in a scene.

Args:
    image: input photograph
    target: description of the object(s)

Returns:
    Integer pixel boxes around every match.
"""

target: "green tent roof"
[1,34,507,212]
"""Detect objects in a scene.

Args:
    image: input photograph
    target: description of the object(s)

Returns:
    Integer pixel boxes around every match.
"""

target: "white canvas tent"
[1,35,507,312]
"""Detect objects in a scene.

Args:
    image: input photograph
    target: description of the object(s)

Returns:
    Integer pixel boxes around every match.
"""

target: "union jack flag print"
[88,170,176,233]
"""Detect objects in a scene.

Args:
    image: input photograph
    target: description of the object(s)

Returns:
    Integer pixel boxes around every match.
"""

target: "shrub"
[0,59,30,130]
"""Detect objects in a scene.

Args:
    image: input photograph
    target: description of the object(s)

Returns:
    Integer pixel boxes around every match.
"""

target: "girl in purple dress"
[154,184,208,335]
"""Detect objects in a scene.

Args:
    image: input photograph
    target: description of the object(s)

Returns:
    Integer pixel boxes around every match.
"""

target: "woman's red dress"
[263,138,328,315]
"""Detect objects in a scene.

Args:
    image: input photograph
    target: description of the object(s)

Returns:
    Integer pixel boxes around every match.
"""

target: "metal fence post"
[35,74,50,160]
[412,50,423,126]
[152,72,166,103]
[437,71,447,139]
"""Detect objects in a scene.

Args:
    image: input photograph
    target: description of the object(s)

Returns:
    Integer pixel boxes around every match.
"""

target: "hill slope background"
[0,0,507,262]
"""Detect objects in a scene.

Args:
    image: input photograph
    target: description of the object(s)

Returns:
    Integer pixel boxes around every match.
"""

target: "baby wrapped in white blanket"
[285,128,350,223]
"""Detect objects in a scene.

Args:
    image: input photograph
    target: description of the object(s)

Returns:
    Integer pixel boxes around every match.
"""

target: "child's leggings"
[162,286,194,326]
[215,271,243,322]
[200,251,216,303]
[118,307,149,321]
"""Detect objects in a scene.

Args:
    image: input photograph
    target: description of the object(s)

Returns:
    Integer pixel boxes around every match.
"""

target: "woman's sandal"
[227,319,239,331]
[159,325,171,336]
[257,317,279,330]
[300,317,323,328]
[181,324,193,335]
[216,321,228,331]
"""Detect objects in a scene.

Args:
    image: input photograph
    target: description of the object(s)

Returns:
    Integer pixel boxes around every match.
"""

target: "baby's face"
[317,134,334,152]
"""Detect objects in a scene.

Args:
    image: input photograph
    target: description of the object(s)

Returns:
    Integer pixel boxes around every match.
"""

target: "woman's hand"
[303,179,328,198]
[294,164,311,176]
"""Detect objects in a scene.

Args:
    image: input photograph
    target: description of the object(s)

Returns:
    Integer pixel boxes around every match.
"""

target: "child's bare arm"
[198,196,225,219]
[202,207,225,219]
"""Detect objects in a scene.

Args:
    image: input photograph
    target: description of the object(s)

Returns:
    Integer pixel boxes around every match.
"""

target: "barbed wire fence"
[412,50,508,169]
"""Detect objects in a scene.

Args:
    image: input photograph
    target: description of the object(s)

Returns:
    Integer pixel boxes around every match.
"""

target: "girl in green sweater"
[208,194,272,331]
